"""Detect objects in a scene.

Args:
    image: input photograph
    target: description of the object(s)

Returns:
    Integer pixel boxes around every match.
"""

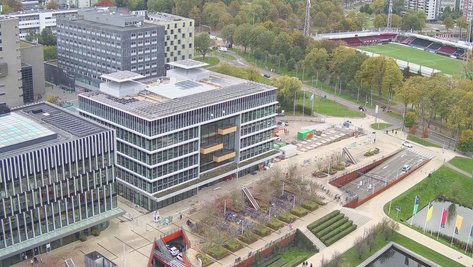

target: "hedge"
[291,206,309,217]
[254,226,272,237]
[196,253,214,267]
[203,243,229,260]
[320,221,353,241]
[224,239,244,252]
[307,210,340,230]
[279,212,297,223]
[301,201,319,211]
[266,218,285,230]
[324,225,357,246]
[295,229,318,252]
[310,213,345,233]
[238,232,258,244]
[315,218,349,237]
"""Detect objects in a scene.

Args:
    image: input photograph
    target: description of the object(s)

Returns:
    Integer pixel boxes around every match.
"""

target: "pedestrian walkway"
[301,228,326,250]
[445,162,473,178]
[340,208,371,227]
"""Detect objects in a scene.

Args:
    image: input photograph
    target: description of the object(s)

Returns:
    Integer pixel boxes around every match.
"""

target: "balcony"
[200,143,223,154]
[218,126,237,135]
[213,150,236,163]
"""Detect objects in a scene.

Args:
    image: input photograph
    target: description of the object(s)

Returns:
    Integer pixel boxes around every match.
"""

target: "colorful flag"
[412,196,420,215]
[426,202,434,222]
[440,209,448,228]
[455,215,464,235]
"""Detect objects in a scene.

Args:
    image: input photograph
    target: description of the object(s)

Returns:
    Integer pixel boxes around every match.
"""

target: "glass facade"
[0,130,118,265]
[79,87,279,211]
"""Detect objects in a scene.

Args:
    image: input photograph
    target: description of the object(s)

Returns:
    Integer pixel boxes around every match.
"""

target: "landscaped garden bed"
[266,218,285,230]
[291,206,309,217]
[224,239,244,252]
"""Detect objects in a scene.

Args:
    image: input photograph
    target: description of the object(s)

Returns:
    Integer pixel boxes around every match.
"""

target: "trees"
[233,23,252,52]
[38,28,56,46]
[221,24,237,47]
[382,58,403,103]
[46,0,58,9]
[395,76,422,124]
[147,0,174,12]
[303,48,329,81]
[401,12,425,31]
[463,51,473,80]
[194,33,212,59]
[357,56,386,97]
[443,16,454,32]
[457,16,468,39]
[127,0,146,11]
[272,76,302,109]
[373,14,387,29]
[272,32,293,61]
[43,46,57,61]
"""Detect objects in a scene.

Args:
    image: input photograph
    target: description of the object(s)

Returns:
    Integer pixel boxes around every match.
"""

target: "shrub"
[254,226,272,237]
[291,206,309,217]
[196,253,213,267]
[224,239,243,252]
[295,229,318,252]
[79,233,87,242]
[457,129,473,152]
[307,210,340,230]
[409,124,417,134]
[91,229,100,237]
[203,243,229,260]
[301,201,319,211]
[310,213,345,233]
[266,219,285,230]
[324,225,357,246]
[238,232,258,244]
[278,212,297,223]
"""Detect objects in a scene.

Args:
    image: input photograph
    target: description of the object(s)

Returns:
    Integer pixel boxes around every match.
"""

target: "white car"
[402,164,412,172]
[402,141,413,148]
[168,246,180,256]
[177,253,183,262]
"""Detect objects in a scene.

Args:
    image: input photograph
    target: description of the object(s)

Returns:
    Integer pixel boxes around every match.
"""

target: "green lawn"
[210,64,272,85]
[293,95,365,118]
[194,56,220,67]
[384,167,473,222]
[407,134,441,148]
[266,247,314,267]
[333,232,463,267]
[371,123,392,130]
[358,44,463,76]
[211,50,236,60]
[448,156,473,174]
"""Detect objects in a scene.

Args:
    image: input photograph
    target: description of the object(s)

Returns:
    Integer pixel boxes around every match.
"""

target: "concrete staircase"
[340,207,371,227]
[302,228,327,250]
[242,186,260,210]
[343,147,357,164]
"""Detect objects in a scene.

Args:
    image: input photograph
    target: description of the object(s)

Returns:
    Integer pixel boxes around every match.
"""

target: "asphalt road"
[341,149,430,200]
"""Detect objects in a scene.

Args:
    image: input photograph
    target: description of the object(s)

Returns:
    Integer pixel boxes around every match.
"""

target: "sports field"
[358,43,463,76]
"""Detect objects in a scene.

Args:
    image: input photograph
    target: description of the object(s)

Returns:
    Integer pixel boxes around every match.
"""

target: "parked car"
[167,246,180,256]
[358,106,366,112]
[177,253,183,262]
[402,141,413,148]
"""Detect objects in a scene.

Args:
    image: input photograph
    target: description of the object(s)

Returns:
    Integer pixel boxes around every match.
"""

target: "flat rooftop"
[167,59,208,70]
[0,102,107,156]
[81,67,276,120]
[102,71,145,82]
[147,12,190,22]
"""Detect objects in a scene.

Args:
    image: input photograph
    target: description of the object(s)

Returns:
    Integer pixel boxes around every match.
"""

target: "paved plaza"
[11,114,473,267]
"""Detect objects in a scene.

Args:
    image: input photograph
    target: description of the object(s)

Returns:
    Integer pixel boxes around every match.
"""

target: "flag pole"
[466,222,473,253]
[410,196,416,226]
[451,217,457,246]
[423,210,428,233]
[437,211,442,240]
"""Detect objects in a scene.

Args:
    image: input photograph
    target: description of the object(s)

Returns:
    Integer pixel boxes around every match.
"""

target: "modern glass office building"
[79,60,280,211]
[0,102,122,267]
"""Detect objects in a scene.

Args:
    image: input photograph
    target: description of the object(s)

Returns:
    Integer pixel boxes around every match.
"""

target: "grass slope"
[407,134,441,148]
[294,96,365,118]
[358,44,463,76]
[371,123,392,130]
[384,166,473,222]
[448,156,473,174]
[194,56,220,67]
[333,232,463,267]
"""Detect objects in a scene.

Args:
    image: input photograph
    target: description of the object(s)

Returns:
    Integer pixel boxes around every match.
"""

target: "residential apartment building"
[0,17,23,108]
[146,12,194,63]
[7,9,78,38]
[464,0,473,21]
[0,102,122,267]
[78,60,280,211]
[57,9,165,91]
[405,0,441,20]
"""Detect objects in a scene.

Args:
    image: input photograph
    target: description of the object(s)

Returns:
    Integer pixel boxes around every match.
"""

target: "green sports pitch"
[358,43,463,76]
